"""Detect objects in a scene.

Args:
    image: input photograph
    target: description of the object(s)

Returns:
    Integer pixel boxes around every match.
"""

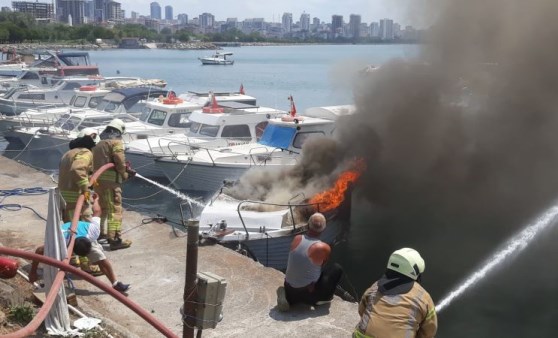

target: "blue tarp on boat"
[258,124,296,149]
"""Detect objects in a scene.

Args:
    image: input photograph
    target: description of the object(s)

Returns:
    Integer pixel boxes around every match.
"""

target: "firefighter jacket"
[92,138,128,184]
[354,281,438,338]
[58,148,93,201]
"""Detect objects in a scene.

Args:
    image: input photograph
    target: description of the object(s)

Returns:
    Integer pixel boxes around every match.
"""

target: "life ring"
[163,98,184,104]
[79,85,97,91]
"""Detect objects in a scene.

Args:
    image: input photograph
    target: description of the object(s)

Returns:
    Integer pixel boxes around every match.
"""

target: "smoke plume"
[335,0,558,336]
[231,1,558,334]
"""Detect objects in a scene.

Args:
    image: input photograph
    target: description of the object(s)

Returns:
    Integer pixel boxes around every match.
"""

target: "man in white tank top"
[277,213,343,311]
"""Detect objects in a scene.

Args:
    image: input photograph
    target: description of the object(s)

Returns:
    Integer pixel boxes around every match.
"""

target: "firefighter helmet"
[387,248,425,280]
[77,127,100,144]
[107,118,126,133]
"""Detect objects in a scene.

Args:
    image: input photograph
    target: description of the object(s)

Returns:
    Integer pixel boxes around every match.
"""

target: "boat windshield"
[258,124,296,149]
[96,99,119,112]
[54,114,81,131]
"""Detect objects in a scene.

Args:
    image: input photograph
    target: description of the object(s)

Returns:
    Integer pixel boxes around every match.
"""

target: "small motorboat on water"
[199,52,234,65]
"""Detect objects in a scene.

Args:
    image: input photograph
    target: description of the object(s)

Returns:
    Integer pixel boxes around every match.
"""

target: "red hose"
[0,247,177,338]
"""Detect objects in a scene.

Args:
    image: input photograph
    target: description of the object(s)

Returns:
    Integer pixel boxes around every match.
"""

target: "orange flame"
[309,159,366,212]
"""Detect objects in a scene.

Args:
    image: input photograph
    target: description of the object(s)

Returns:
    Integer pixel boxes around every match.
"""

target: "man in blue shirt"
[29,194,130,293]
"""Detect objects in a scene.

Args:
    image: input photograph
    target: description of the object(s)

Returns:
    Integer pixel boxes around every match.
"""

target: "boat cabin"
[139,91,259,130]
[257,115,337,153]
[94,87,168,117]
[187,102,285,141]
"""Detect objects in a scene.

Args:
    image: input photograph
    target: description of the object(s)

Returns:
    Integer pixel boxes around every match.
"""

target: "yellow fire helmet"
[387,248,425,280]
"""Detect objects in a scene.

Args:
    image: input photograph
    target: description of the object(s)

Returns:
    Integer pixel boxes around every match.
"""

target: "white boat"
[199,52,234,65]
[154,100,353,194]
[0,77,167,116]
[0,78,108,115]
[198,181,353,270]
[0,86,111,132]
[126,97,284,179]
[0,51,100,90]
[3,110,170,164]
[3,87,170,159]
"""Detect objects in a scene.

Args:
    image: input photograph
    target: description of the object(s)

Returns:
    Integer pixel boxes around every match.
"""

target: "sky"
[1,0,423,27]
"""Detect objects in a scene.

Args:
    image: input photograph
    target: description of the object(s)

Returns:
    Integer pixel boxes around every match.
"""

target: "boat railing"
[163,137,253,158]
[236,199,321,240]
[247,147,299,167]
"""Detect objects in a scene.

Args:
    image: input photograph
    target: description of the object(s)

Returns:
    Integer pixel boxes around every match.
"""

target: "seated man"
[29,194,131,293]
[277,212,344,311]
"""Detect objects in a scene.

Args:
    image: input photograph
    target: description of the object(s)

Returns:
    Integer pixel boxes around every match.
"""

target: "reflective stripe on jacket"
[92,138,128,183]
[355,281,438,338]
[59,148,93,201]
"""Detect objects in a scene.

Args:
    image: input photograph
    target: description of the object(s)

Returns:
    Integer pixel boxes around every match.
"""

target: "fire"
[309,159,366,212]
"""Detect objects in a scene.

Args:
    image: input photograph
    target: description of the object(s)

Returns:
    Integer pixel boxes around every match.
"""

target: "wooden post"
[183,219,199,338]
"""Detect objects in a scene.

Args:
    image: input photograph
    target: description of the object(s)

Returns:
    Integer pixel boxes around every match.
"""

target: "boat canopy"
[258,124,296,149]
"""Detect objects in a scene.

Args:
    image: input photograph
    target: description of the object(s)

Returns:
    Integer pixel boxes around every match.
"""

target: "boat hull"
[126,151,166,179]
[155,159,248,193]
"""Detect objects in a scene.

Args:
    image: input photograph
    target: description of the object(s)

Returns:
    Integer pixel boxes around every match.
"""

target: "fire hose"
[0,163,178,338]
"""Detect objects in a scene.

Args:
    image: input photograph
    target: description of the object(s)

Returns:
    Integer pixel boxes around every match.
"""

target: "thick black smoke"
[333,0,558,336]
[232,5,558,331]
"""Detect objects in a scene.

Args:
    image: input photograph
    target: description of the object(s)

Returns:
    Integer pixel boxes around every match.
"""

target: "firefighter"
[58,128,101,275]
[92,118,136,251]
[354,248,438,338]
[58,128,99,224]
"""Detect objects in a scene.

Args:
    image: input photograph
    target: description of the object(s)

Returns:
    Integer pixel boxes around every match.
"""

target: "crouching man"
[29,194,131,293]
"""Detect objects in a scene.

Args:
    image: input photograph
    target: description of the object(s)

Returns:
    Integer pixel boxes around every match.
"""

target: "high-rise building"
[93,0,104,21]
[379,18,394,40]
[57,0,86,25]
[312,17,320,31]
[12,1,54,20]
[331,15,343,37]
[199,12,214,28]
[282,12,292,33]
[349,14,361,39]
[106,1,122,21]
[177,13,188,25]
[150,2,161,20]
[370,22,380,38]
[164,5,173,20]
[130,11,138,20]
[300,12,310,31]
[83,0,94,21]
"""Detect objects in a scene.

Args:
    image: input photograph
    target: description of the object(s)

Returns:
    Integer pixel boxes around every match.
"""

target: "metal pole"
[183,219,199,338]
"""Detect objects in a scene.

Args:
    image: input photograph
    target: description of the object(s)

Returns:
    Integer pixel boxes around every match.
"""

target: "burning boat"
[198,160,363,270]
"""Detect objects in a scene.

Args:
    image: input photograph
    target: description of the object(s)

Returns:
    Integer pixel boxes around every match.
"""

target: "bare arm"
[92,193,101,217]
[28,245,44,283]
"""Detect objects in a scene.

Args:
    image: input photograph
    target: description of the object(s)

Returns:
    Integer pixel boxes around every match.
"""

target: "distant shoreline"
[0,41,421,53]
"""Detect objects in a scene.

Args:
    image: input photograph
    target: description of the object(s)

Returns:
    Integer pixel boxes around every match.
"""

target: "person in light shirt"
[29,194,131,293]
[276,212,344,311]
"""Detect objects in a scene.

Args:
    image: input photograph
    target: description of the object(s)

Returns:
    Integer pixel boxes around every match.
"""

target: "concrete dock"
[0,156,358,337]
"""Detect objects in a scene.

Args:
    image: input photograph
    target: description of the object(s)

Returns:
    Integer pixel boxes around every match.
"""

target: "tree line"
[0,12,417,45]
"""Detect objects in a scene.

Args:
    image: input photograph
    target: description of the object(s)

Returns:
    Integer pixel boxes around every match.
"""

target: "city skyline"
[0,0,422,26]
